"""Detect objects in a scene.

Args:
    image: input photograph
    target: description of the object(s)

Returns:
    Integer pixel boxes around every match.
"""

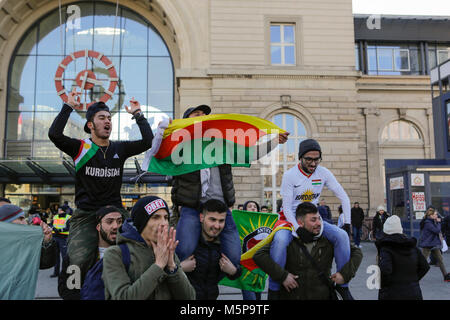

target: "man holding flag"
[142,104,289,271]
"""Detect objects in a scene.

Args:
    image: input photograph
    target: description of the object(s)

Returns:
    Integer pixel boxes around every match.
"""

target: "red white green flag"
[142,114,285,176]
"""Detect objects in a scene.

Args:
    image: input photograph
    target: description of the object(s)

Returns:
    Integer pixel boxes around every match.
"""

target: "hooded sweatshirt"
[102,220,195,300]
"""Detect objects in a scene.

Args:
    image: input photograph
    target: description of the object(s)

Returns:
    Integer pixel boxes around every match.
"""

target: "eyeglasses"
[302,157,322,164]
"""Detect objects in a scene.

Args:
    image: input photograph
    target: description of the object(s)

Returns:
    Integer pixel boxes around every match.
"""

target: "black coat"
[351,207,365,228]
[375,234,429,300]
[171,164,235,210]
[186,235,241,300]
[373,211,390,238]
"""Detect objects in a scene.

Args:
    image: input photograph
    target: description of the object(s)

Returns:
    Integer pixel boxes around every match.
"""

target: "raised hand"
[124,97,141,115]
[166,227,179,271]
[151,224,170,270]
[40,221,53,244]
[278,131,290,144]
[67,88,81,107]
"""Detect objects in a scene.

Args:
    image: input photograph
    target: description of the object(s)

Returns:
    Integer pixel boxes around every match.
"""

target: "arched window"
[5,1,174,159]
[381,120,422,142]
[263,113,307,212]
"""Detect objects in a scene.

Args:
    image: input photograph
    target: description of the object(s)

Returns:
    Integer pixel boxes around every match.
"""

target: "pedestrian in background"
[351,202,365,248]
[373,205,390,240]
[376,215,429,300]
[50,207,71,278]
[318,198,332,224]
[419,207,450,282]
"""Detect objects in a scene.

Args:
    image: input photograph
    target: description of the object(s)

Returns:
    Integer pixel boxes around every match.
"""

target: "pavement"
[35,241,450,300]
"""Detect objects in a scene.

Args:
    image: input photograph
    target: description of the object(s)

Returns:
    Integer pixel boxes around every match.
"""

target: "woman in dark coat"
[373,205,390,240]
[376,215,430,300]
[419,207,450,281]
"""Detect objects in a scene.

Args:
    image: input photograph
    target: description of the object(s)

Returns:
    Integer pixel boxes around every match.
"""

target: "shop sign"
[389,176,404,190]
[411,173,425,187]
[412,192,426,211]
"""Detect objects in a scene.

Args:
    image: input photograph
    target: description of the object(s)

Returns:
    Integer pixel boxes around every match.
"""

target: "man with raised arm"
[48,89,154,283]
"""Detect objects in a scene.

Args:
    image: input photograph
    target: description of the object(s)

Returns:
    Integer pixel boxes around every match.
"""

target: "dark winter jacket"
[375,234,429,300]
[418,218,442,249]
[254,236,362,300]
[351,207,365,228]
[186,235,241,300]
[373,212,390,238]
[102,220,195,300]
[171,164,235,210]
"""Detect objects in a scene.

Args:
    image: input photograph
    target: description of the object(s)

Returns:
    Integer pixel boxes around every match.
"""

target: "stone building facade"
[0,0,447,216]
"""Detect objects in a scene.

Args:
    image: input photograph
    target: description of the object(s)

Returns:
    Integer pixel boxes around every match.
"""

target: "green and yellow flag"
[219,210,291,292]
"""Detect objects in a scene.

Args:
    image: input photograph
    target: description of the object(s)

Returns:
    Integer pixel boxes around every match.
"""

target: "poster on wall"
[389,176,404,190]
[411,173,425,187]
[412,192,426,211]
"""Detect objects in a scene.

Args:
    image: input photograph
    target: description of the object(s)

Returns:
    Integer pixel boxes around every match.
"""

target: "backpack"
[80,243,131,300]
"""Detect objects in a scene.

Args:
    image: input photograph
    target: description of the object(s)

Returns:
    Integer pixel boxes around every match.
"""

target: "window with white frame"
[263,113,307,212]
[270,24,295,65]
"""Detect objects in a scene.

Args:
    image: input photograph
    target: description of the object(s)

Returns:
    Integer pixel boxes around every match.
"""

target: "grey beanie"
[0,204,25,223]
[298,139,322,159]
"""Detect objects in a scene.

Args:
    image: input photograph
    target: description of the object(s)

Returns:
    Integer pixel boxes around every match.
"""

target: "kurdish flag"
[74,139,99,172]
[219,210,292,292]
[142,114,285,176]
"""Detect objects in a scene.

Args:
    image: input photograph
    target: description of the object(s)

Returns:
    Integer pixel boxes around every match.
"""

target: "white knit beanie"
[377,205,386,212]
[383,215,403,235]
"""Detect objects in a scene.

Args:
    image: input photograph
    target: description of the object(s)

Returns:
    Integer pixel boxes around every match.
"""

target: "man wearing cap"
[268,138,354,300]
[48,89,154,283]
[171,105,289,271]
[58,205,123,300]
[102,196,195,300]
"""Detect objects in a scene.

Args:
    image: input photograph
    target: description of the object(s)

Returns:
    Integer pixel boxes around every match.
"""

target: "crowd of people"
[1,94,449,301]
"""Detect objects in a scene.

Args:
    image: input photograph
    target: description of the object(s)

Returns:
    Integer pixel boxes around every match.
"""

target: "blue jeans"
[242,290,261,300]
[175,206,241,268]
[268,221,350,291]
[352,226,362,247]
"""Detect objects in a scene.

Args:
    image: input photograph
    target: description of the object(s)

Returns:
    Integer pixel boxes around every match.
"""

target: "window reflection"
[9,56,36,112]
[6,1,174,159]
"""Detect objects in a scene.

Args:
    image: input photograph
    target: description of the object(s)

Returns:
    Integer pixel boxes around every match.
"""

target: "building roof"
[354,14,450,42]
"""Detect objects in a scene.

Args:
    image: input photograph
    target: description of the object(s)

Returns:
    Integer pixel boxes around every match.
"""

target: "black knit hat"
[96,205,122,223]
[84,101,110,134]
[131,196,170,233]
[298,139,321,159]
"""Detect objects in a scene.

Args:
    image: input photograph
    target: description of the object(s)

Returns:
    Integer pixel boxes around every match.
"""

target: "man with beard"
[49,89,153,284]
[58,205,123,299]
[268,139,354,299]
[254,202,362,300]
